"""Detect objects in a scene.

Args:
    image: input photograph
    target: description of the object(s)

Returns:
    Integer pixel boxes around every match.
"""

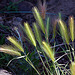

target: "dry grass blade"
[37,0,46,19]
[7,36,24,52]
[24,22,36,47]
[0,48,21,56]
[42,41,55,62]
[0,45,20,52]
[32,7,45,34]
[58,19,69,45]
[53,20,57,39]
[69,16,74,42]
[70,62,75,75]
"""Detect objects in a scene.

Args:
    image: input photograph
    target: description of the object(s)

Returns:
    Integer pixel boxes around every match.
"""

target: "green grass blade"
[24,22,36,47]
[70,62,75,75]
[69,16,74,42]
[42,41,55,62]
[45,17,50,42]
[7,36,24,52]
[32,7,45,34]
[33,22,42,45]
[58,19,70,45]
[59,13,62,19]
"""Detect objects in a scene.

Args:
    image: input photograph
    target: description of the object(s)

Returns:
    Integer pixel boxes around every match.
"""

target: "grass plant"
[0,5,75,75]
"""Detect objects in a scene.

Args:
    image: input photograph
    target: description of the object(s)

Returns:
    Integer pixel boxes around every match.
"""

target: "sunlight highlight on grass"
[7,36,24,52]
[0,48,21,56]
[33,22,42,45]
[58,19,70,45]
[32,7,45,34]
[70,62,75,75]
[42,41,55,62]
[69,16,74,42]
[24,22,36,47]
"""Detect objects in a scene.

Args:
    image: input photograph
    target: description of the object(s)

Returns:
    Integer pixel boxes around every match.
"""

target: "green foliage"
[0,34,5,45]
[7,2,18,11]
[0,24,13,68]
[1,0,24,11]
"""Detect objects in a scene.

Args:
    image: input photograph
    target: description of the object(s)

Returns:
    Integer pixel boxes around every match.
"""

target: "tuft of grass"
[32,7,45,34]
[0,4,75,75]
[0,47,21,56]
[42,41,55,62]
[7,36,24,52]
[24,22,36,47]
[58,19,70,45]
[69,16,74,42]
[33,22,42,45]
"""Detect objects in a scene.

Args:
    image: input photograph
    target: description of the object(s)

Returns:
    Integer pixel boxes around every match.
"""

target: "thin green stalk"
[23,52,40,75]
[57,31,70,60]
[68,45,74,62]
[60,45,70,60]
[24,57,40,75]
[45,17,50,43]
[36,47,50,75]
[54,62,64,75]
[42,67,46,75]
[14,27,23,47]
[72,41,75,62]
[39,44,52,75]
[42,51,52,74]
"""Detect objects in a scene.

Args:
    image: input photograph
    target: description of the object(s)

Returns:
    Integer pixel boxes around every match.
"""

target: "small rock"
[12,17,23,26]
[0,69,12,75]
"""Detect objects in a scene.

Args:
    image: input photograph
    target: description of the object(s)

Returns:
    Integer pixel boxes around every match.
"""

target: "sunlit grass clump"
[58,16,74,44]
[0,4,75,75]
